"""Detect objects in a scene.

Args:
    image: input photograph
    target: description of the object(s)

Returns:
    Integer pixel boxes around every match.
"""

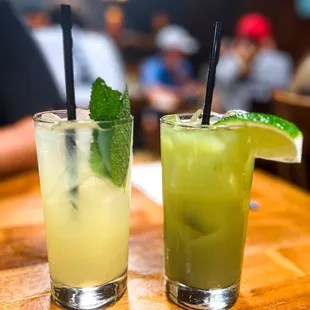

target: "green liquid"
[161,121,254,290]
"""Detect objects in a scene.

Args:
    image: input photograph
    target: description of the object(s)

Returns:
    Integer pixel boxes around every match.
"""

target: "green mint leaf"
[90,130,112,178]
[89,77,122,121]
[111,121,132,186]
[119,86,131,119]
[89,78,132,187]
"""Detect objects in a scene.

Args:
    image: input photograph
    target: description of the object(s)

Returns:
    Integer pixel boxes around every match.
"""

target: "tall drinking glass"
[161,114,254,310]
[34,111,133,310]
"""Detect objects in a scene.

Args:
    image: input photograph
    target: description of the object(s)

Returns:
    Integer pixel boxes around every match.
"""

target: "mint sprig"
[89,78,131,186]
[90,78,122,121]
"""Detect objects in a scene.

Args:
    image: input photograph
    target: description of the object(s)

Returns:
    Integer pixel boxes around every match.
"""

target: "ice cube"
[41,113,62,120]
[190,109,203,124]
[78,176,121,207]
[76,109,90,121]
[189,110,225,126]
[164,114,180,123]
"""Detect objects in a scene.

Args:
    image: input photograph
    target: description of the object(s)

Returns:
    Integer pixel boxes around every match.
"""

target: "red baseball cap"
[236,13,272,43]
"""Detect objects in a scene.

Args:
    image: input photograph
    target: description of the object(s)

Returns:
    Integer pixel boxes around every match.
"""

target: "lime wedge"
[214,113,303,163]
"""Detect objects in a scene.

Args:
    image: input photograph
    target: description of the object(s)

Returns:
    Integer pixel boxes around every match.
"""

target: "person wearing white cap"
[140,25,200,115]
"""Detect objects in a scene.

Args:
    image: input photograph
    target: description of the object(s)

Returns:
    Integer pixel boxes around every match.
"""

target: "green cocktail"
[161,114,254,308]
[161,111,303,310]
[161,117,254,290]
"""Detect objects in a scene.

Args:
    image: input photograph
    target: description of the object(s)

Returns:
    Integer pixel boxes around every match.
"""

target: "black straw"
[61,4,78,209]
[61,4,76,120]
[201,22,222,125]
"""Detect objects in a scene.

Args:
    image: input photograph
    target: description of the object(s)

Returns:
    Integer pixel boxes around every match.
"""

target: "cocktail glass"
[34,110,133,310]
[161,114,254,310]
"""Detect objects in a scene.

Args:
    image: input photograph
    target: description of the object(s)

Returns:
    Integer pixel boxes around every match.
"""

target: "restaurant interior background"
[2,1,310,309]
[13,0,310,64]
[5,0,310,191]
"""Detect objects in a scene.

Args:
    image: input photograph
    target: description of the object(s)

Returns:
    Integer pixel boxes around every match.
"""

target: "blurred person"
[249,16,293,103]
[24,4,50,29]
[103,5,124,45]
[0,0,63,176]
[216,13,293,112]
[33,6,126,108]
[139,25,203,142]
[103,5,153,55]
[216,37,259,112]
[220,37,233,56]
[141,25,202,114]
[198,36,232,82]
[142,11,171,54]
[151,11,170,35]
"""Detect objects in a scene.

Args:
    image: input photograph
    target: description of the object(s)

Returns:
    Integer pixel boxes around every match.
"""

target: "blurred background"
[2,0,310,190]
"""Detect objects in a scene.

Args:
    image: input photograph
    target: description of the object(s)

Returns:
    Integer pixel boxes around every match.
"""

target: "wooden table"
[1,167,310,309]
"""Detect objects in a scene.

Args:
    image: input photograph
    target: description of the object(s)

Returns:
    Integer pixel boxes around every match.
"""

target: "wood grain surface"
[1,162,310,310]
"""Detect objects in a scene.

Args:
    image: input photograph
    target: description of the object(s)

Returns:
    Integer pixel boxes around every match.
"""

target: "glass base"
[165,277,239,310]
[51,271,127,310]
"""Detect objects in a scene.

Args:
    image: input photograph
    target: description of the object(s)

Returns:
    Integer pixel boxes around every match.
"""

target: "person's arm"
[0,118,37,176]
[140,59,181,111]
[217,40,259,89]
[216,54,244,87]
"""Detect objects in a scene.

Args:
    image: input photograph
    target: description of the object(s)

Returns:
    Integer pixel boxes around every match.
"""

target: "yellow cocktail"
[34,111,132,309]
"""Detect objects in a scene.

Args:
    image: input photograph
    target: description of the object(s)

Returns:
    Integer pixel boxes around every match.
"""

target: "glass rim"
[33,110,133,125]
[160,113,242,130]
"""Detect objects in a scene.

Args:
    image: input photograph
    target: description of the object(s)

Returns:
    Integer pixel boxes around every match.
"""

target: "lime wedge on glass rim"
[214,112,303,163]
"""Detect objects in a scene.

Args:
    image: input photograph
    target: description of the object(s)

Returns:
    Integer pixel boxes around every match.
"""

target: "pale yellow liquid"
[35,123,130,288]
